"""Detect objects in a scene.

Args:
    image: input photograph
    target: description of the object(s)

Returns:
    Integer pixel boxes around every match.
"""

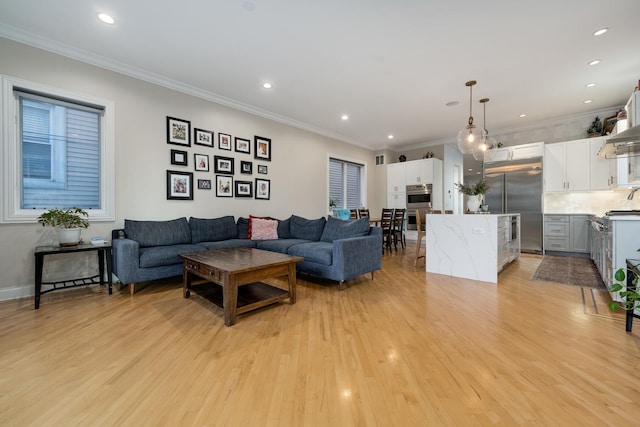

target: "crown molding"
[0,24,369,149]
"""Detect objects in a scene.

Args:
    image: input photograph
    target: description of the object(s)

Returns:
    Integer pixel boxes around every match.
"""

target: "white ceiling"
[1,0,639,151]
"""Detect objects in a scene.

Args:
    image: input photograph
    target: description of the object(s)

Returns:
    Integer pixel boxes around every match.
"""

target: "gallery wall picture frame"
[216,175,233,197]
[167,170,193,200]
[254,135,271,161]
[194,154,209,172]
[255,178,270,200]
[170,149,188,166]
[235,180,253,198]
[218,133,232,151]
[167,116,191,146]
[194,128,214,147]
[198,179,212,190]
[240,161,253,174]
[235,137,251,154]
[214,155,234,174]
[257,164,268,174]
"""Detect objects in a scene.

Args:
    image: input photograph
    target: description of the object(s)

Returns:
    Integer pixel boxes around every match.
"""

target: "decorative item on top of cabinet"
[586,116,603,137]
[399,155,406,162]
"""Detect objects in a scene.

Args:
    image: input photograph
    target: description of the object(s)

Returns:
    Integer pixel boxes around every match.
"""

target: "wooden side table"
[34,243,113,309]
[625,259,640,332]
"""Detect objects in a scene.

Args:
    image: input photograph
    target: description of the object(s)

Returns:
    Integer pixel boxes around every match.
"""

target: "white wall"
[0,38,381,300]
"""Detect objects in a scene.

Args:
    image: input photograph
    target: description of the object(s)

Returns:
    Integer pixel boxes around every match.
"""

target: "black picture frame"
[235,180,253,198]
[257,164,268,174]
[240,161,253,174]
[170,149,188,166]
[167,116,191,146]
[216,175,233,197]
[218,133,232,151]
[254,135,271,161]
[214,155,234,174]
[194,154,209,172]
[235,137,251,154]
[167,170,193,200]
[197,179,212,190]
[194,128,214,147]
[255,178,270,200]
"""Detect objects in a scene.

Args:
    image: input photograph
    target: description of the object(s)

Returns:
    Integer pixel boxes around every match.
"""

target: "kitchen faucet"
[628,187,640,200]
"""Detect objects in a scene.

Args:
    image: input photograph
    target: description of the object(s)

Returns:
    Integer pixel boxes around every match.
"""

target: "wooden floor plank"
[0,247,639,426]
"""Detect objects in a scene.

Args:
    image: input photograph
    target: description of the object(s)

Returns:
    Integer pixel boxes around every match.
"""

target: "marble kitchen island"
[426,213,520,283]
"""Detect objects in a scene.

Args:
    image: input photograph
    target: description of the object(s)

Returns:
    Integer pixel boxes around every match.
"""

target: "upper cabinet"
[387,163,405,193]
[487,142,544,162]
[589,137,610,190]
[405,158,439,185]
[544,139,591,192]
[386,158,444,210]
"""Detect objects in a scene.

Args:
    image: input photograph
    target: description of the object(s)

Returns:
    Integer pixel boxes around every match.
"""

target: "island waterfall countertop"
[425,214,520,284]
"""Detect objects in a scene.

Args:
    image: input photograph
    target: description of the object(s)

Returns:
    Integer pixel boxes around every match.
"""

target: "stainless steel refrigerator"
[484,157,543,254]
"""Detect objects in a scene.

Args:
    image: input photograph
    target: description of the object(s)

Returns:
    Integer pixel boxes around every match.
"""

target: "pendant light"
[457,80,481,154]
[472,98,498,162]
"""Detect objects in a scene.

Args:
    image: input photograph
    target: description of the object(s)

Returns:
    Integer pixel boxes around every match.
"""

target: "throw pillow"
[248,215,272,239]
[277,216,292,239]
[289,215,326,241]
[320,216,370,243]
[250,217,279,240]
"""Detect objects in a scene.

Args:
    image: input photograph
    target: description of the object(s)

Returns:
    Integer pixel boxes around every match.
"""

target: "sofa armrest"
[112,237,140,285]
[332,232,382,278]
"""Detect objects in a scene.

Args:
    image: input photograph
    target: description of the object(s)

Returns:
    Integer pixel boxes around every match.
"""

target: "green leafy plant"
[455,180,489,196]
[587,116,603,135]
[329,199,337,208]
[37,207,89,229]
[608,250,640,313]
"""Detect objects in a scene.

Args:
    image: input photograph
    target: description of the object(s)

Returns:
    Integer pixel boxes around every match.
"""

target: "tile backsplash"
[544,189,640,216]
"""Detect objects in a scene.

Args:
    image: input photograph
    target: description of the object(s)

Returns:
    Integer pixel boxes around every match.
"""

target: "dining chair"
[380,208,394,253]
[392,208,406,249]
[431,210,442,214]
[445,210,453,214]
[358,208,370,218]
[414,209,427,266]
[349,209,359,220]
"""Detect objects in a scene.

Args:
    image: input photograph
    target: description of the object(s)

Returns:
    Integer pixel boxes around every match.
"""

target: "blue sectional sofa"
[111,215,382,293]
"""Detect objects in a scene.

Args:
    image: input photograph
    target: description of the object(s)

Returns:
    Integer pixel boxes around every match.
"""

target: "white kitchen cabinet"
[486,141,544,162]
[386,163,405,193]
[544,139,590,192]
[386,192,406,209]
[590,137,610,190]
[405,158,438,185]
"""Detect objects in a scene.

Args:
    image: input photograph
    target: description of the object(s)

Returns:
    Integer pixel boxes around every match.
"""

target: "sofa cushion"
[320,216,371,243]
[256,239,312,254]
[289,215,326,241]
[139,244,204,268]
[287,242,333,266]
[277,216,292,239]
[251,218,279,240]
[198,239,257,250]
[189,216,237,243]
[237,217,250,239]
[125,217,191,248]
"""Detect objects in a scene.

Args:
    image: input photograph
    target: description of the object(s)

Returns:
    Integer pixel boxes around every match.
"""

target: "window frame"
[328,155,366,210]
[1,75,115,223]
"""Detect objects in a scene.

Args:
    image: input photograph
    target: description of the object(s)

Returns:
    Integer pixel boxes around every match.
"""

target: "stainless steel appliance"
[484,157,543,254]
[406,184,432,230]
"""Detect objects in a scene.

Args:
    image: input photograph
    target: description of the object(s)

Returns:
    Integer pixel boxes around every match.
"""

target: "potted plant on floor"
[455,180,488,212]
[37,207,90,246]
[608,250,640,331]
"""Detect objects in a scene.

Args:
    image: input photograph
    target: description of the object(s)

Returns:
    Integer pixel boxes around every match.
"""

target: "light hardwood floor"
[1,246,639,426]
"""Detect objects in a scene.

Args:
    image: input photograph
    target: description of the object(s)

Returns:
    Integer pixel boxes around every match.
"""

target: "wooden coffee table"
[180,247,302,326]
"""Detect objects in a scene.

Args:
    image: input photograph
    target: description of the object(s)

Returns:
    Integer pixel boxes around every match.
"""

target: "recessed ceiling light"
[445,101,459,107]
[585,82,596,88]
[98,13,115,24]
[261,82,272,89]
[388,134,394,139]
[593,28,608,36]
[467,168,473,172]
[341,114,349,121]
[519,114,527,118]
[588,59,601,66]
[584,99,593,104]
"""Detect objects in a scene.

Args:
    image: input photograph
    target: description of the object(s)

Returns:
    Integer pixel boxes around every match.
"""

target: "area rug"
[532,256,606,289]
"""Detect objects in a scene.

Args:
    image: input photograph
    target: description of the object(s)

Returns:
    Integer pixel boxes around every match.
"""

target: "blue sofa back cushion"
[290,215,327,241]
[124,217,191,248]
[237,217,250,239]
[277,216,292,239]
[190,216,237,243]
[320,216,371,243]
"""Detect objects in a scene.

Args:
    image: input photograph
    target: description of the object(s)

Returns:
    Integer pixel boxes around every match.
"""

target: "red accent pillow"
[251,218,279,240]
[248,215,270,239]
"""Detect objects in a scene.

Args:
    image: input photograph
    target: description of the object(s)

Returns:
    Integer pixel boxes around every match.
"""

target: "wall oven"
[406,184,432,230]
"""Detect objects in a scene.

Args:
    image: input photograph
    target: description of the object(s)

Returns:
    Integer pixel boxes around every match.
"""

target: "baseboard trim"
[0,285,34,302]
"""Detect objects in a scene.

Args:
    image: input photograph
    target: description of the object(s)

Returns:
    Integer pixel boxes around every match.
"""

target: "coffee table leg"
[223,276,238,326]
[288,263,297,304]
[183,267,191,298]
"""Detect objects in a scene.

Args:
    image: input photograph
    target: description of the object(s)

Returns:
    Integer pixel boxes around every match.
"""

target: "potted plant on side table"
[455,180,489,213]
[37,207,90,246]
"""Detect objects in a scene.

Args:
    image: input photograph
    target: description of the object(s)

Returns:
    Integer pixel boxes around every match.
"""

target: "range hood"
[598,124,640,158]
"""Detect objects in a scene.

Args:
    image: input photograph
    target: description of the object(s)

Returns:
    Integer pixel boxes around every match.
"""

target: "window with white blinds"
[329,158,363,209]
[1,76,115,223]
